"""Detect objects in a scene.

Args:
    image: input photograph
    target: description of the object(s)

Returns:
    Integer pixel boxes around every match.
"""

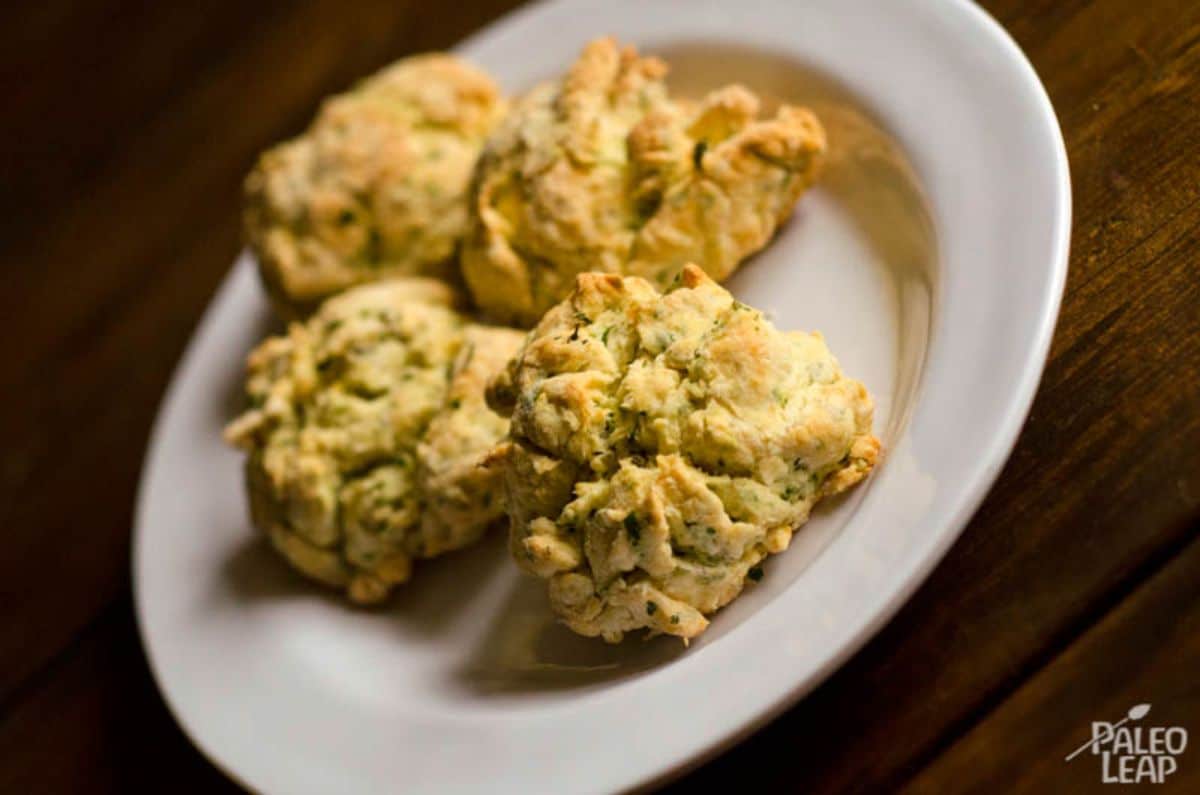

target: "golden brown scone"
[487,265,879,642]
[461,37,826,326]
[244,54,507,317]
[224,278,524,603]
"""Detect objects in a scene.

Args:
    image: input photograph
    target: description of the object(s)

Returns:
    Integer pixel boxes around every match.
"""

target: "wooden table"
[1,1,1196,792]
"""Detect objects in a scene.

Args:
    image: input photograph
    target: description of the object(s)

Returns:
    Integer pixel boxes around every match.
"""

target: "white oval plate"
[134,1,1069,792]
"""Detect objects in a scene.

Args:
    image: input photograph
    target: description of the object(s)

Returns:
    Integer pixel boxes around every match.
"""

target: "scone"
[486,265,879,642]
[244,54,507,317]
[461,37,826,326]
[224,278,524,603]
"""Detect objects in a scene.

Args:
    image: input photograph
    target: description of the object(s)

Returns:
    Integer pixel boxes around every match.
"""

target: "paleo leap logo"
[1065,704,1188,784]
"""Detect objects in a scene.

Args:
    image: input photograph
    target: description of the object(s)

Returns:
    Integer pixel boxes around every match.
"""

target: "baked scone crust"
[462,37,826,326]
[225,278,523,603]
[488,265,879,641]
[245,54,507,317]
[417,325,525,558]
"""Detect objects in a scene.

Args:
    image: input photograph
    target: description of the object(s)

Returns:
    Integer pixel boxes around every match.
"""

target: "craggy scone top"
[462,37,827,326]
[487,265,879,642]
[224,278,524,603]
[245,54,507,316]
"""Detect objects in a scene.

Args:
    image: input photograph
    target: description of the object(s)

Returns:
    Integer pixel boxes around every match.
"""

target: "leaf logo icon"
[1065,703,1155,761]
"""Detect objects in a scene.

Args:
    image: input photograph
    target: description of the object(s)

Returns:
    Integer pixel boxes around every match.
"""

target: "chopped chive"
[623,514,641,543]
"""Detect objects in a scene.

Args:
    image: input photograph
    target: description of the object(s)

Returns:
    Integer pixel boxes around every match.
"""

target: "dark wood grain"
[901,533,1200,793]
[0,1,1197,793]
[0,595,236,794]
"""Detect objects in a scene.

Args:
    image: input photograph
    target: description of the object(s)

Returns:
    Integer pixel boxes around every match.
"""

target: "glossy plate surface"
[134,1,1070,792]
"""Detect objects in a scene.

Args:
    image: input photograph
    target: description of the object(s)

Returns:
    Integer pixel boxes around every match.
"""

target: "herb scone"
[224,278,524,603]
[486,265,879,641]
[461,37,827,326]
[245,54,507,316]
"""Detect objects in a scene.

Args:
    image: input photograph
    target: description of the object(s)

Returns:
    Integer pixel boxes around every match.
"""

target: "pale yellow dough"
[224,278,524,603]
[244,54,507,316]
[462,37,826,326]
[487,265,879,641]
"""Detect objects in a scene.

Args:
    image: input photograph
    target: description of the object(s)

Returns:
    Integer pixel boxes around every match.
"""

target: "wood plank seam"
[0,592,127,725]
[888,516,1200,791]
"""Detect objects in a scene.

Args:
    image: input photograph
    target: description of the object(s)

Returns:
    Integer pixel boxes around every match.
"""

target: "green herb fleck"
[366,228,383,264]
[337,209,356,225]
[748,565,764,582]
[670,614,680,625]
[449,398,462,409]
[634,192,662,221]
[645,601,657,615]
[623,514,641,543]
[692,140,708,170]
